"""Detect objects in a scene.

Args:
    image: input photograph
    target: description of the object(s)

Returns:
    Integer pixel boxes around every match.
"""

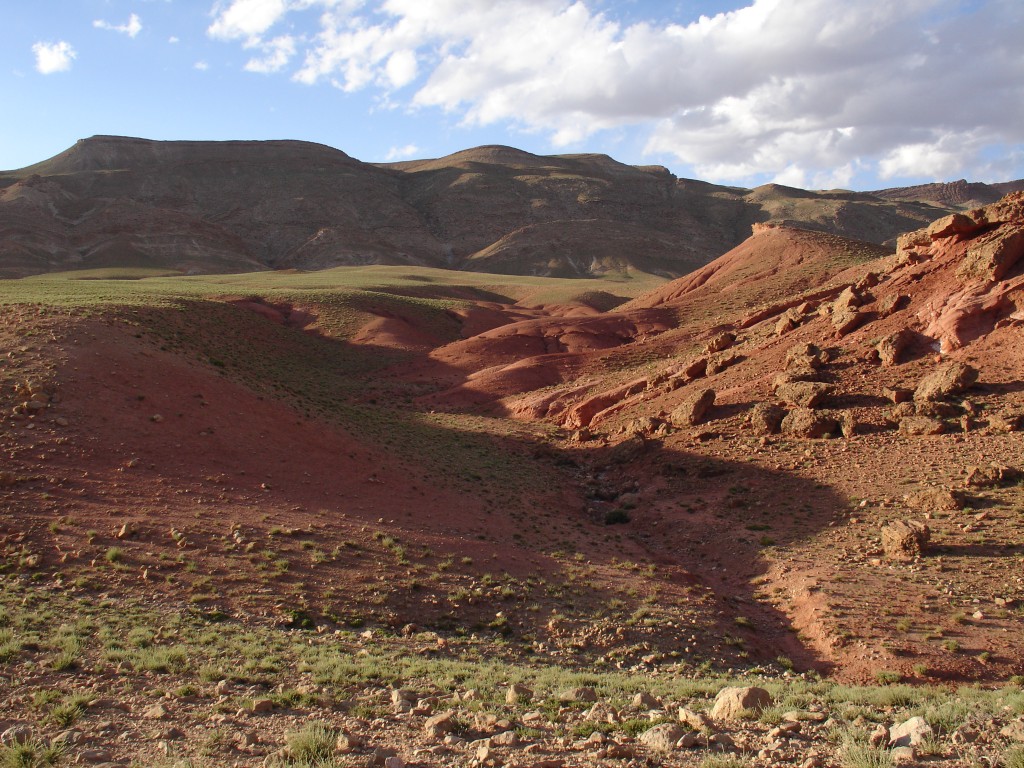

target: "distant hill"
[1,135,1015,279]
[870,178,1024,209]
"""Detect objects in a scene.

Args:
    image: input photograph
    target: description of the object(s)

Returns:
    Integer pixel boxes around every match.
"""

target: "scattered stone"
[877,328,915,366]
[881,520,930,561]
[251,699,274,714]
[748,402,786,435]
[869,724,889,747]
[557,687,597,703]
[889,716,934,748]
[838,410,858,438]
[681,357,708,380]
[833,308,863,336]
[965,463,1016,487]
[79,749,114,763]
[927,212,979,239]
[785,342,825,370]
[506,684,533,705]
[707,353,742,375]
[913,361,978,402]
[781,408,839,439]
[905,487,962,512]
[710,686,772,720]
[1000,721,1024,742]
[424,711,458,739]
[833,286,864,312]
[884,387,913,404]
[632,692,660,709]
[678,731,705,748]
[898,415,946,435]
[639,723,686,753]
[891,746,916,765]
[704,332,736,354]
[491,730,519,747]
[336,732,362,752]
[383,757,405,768]
[678,707,715,732]
[1,726,31,746]
[988,409,1024,432]
[142,704,168,720]
[670,388,716,427]
[774,380,833,408]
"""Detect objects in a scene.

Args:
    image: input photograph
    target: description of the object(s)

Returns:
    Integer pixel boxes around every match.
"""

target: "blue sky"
[2,0,1022,190]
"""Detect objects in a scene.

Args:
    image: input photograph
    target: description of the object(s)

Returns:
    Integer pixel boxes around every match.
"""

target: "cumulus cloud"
[208,0,290,41]
[94,13,143,38]
[385,143,419,160]
[32,41,76,74]
[245,35,297,72]
[194,60,210,71]
[206,0,1024,185]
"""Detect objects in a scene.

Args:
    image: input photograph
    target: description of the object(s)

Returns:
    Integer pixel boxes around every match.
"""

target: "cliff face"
[0,135,1007,278]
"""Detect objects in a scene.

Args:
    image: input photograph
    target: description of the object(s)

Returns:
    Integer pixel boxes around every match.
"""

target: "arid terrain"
[0,141,1023,768]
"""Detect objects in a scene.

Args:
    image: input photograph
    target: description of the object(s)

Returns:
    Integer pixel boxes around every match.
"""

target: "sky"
[2,0,1022,190]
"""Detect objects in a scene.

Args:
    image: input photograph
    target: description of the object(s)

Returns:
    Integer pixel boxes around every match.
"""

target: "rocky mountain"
[2,135,1006,279]
[871,178,1024,210]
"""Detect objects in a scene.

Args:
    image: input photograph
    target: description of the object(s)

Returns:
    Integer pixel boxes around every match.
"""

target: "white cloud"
[208,0,290,41]
[169,36,181,44]
[245,35,297,72]
[32,41,76,74]
[206,0,1024,185]
[879,138,964,180]
[385,143,419,160]
[194,60,210,70]
[94,13,143,38]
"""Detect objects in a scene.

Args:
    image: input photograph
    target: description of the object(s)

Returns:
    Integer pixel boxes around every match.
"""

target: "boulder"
[639,723,686,753]
[704,332,736,354]
[781,408,839,439]
[775,311,799,336]
[964,463,1016,488]
[883,387,913,404]
[505,684,533,705]
[898,415,946,435]
[424,710,458,738]
[889,716,934,747]
[881,520,930,561]
[988,409,1024,432]
[670,388,715,427]
[747,402,786,435]
[838,410,857,438]
[785,342,825,370]
[957,228,1024,281]
[833,308,863,336]
[633,692,660,709]
[877,328,915,366]
[682,357,709,379]
[833,286,864,312]
[678,707,716,732]
[707,353,742,375]
[774,381,833,408]
[557,687,598,703]
[905,487,962,512]
[1000,720,1024,742]
[927,213,979,240]
[710,686,772,720]
[878,294,910,318]
[913,362,978,402]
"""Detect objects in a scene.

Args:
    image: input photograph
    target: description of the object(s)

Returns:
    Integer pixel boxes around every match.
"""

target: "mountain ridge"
[1,134,1020,279]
